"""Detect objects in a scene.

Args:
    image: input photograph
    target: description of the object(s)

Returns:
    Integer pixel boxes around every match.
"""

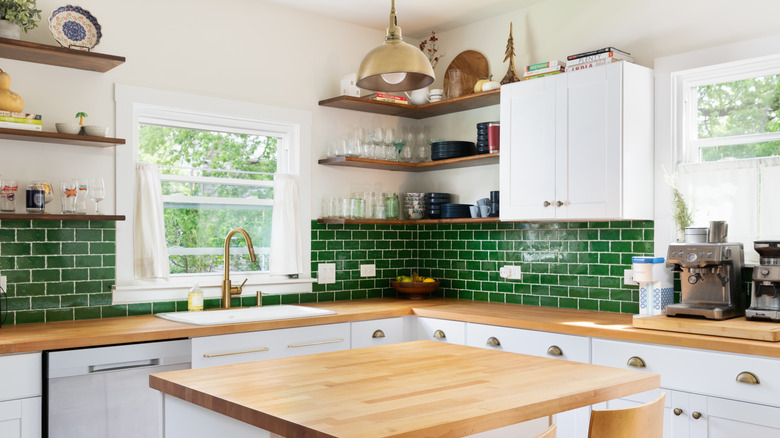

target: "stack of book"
[523,60,565,80]
[363,92,409,104]
[0,111,43,131]
[565,47,634,72]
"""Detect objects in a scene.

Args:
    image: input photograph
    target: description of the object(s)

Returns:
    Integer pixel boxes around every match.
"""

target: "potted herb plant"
[0,0,41,40]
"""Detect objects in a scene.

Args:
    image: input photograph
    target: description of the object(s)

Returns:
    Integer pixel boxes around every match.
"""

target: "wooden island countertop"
[2,298,780,358]
[150,340,660,438]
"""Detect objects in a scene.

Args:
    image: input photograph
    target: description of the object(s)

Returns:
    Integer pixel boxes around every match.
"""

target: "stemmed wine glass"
[89,177,105,214]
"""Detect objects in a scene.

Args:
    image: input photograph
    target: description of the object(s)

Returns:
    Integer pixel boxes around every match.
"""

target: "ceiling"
[259,0,546,38]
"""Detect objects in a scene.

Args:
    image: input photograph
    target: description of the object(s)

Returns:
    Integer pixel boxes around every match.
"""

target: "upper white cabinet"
[499,62,653,221]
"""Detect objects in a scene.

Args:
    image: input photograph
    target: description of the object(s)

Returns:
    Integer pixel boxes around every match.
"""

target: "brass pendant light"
[356,0,435,92]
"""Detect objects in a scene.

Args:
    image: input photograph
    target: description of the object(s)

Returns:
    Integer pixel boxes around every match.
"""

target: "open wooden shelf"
[318,217,499,225]
[0,127,125,147]
[0,213,125,221]
[318,153,499,172]
[0,37,125,72]
[318,89,500,119]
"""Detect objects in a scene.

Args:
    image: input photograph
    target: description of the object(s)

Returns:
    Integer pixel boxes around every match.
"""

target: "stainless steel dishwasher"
[45,339,191,438]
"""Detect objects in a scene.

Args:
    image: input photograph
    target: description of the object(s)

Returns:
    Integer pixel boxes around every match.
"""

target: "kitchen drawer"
[0,353,41,401]
[192,323,350,368]
[351,317,407,349]
[592,338,780,408]
[466,323,590,363]
[415,317,466,344]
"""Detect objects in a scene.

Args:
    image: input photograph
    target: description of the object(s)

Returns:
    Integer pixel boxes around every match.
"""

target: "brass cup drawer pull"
[692,412,702,420]
[627,356,646,368]
[673,408,683,416]
[288,338,345,348]
[547,345,563,357]
[736,371,760,385]
[486,337,501,347]
[203,347,270,358]
[372,329,386,338]
[433,330,446,339]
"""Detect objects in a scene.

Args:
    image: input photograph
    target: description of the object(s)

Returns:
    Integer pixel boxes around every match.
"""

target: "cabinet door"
[500,74,560,220]
[415,317,466,344]
[351,318,406,349]
[561,64,622,219]
[707,396,780,438]
[0,397,41,438]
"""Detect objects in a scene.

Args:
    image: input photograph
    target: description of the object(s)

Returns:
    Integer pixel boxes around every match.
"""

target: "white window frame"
[654,34,780,263]
[114,85,312,304]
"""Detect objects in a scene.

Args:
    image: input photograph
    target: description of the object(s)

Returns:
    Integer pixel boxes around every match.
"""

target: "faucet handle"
[230,278,249,296]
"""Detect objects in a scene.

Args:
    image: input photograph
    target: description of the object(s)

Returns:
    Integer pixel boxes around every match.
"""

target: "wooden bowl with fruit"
[391,274,439,300]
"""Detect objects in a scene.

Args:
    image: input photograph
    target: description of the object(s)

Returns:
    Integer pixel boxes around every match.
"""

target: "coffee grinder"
[665,221,745,320]
[746,241,780,322]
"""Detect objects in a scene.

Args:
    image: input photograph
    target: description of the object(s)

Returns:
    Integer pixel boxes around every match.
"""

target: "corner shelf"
[318,89,500,119]
[318,217,499,225]
[0,37,125,72]
[318,153,499,172]
[0,213,125,221]
[0,127,125,147]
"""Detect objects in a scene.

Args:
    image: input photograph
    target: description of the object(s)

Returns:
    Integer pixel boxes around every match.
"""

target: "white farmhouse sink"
[155,305,336,326]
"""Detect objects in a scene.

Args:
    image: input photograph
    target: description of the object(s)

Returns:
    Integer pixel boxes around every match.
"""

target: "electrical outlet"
[318,263,336,284]
[499,265,522,280]
[624,269,637,285]
[0,275,5,292]
[360,264,376,277]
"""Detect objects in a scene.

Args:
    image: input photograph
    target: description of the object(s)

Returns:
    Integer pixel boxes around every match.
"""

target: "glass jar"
[25,183,45,213]
[385,193,399,219]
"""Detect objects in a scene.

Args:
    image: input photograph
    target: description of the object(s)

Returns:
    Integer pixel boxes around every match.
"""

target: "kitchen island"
[150,340,659,438]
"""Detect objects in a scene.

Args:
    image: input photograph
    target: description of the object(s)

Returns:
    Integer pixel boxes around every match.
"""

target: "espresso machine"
[665,221,745,320]
[746,241,780,322]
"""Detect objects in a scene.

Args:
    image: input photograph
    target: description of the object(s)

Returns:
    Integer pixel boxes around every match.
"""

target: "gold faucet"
[221,228,257,309]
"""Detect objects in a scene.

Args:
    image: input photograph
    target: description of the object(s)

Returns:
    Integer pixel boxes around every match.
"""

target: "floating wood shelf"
[0,213,125,221]
[318,217,499,225]
[0,37,125,72]
[318,89,500,119]
[0,127,125,147]
[318,153,499,172]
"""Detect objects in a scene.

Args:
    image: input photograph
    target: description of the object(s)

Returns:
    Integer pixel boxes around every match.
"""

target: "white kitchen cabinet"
[499,61,653,221]
[191,323,350,368]
[350,316,413,349]
[0,352,42,438]
[592,338,780,437]
[466,323,591,438]
[414,317,466,344]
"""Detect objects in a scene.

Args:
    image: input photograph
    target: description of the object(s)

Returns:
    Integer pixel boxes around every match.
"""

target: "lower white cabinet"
[350,316,412,349]
[191,323,350,368]
[592,338,780,437]
[0,352,41,438]
[415,317,466,344]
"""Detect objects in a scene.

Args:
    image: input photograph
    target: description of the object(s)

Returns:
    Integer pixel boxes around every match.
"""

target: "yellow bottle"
[187,281,204,312]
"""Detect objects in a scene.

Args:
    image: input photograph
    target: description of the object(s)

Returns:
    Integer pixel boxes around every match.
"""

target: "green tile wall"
[311,220,656,313]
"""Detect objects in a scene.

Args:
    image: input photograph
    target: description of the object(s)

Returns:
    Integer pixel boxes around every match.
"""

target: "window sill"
[112,275,314,304]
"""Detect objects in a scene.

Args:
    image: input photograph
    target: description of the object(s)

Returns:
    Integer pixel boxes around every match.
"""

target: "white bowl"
[55,123,81,135]
[83,125,108,137]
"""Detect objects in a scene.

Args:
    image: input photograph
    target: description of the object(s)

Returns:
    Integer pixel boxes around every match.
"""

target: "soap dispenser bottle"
[187,281,204,312]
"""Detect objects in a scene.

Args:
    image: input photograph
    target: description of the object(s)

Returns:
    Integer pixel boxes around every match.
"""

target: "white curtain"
[270,173,303,276]
[134,163,170,279]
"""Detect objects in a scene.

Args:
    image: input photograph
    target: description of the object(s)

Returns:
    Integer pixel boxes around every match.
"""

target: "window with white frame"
[674,55,780,262]
[114,85,312,303]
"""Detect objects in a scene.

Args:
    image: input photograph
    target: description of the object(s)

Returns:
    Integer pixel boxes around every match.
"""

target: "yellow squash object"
[0,69,24,113]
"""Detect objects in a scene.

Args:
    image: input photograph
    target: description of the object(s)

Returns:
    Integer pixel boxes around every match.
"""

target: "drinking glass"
[60,181,78,214]
[384,128,397,161]
[32,180,54,204]
[0,179,17,212]
[89,177,105,214]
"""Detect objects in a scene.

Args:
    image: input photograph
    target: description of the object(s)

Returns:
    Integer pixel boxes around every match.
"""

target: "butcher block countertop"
[150,340,660,438]
[2,298,780,358]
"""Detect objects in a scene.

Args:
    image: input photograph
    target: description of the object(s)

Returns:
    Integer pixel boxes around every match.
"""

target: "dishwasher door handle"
[89,358,161,373]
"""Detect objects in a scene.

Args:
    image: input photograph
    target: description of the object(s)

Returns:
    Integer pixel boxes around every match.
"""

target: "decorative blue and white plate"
[49,5,102,51]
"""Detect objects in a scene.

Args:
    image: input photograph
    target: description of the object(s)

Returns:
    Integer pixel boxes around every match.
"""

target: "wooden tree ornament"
[500,22,521,85]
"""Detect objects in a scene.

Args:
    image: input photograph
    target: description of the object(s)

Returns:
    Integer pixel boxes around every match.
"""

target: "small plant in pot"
[0,0,41,39]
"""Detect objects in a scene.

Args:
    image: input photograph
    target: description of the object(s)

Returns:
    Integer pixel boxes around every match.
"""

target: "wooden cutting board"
[443,50,489,98]
[633,314,780,341]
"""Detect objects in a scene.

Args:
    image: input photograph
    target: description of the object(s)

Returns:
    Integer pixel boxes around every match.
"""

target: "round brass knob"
[433,329,446,339]
[692,412,702,420]
[486,337,501,347]
[543,201,551,207]
[673,408,683,416]
[556,201,564,207]
[547,345,563,356]
[736,371,760,385]
[372,329,385,339]
[626,356,646,368]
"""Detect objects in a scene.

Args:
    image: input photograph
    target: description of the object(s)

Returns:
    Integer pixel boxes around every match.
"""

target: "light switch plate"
[360,264,376,277]
[318,263,336,284]
[0,275,5,292]
[624,269,637,285]
[499,265,522,280]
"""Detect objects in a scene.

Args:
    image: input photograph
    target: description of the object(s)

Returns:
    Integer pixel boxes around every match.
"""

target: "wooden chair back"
[587,392,665,438]
[535,423,557,438]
